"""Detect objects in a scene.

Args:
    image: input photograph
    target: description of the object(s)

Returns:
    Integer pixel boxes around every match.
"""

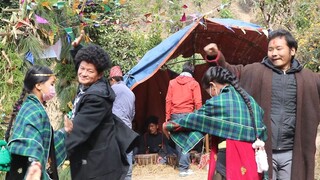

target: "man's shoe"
[179,172,188,177]
[186,169,194,175]
[179,169,194,177]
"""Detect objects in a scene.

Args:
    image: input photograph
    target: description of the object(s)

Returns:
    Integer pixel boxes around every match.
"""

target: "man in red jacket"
[165,61,202,177]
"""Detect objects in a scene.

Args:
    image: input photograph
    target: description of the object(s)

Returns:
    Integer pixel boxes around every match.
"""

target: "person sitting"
[137,116,169,164]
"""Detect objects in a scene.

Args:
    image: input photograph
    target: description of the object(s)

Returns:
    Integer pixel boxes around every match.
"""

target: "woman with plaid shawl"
[163,66,268,180]
[5,65,73,180]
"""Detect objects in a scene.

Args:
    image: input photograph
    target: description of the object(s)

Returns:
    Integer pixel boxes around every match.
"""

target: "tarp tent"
[124,17,268,134]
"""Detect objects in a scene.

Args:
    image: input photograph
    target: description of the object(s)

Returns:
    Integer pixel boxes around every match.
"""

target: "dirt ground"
[132,164,208,180]
[133,125,320,180]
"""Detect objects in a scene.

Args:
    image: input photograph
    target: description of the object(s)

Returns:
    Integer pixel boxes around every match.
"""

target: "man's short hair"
[182,61,194,74]
[146,115,159,126]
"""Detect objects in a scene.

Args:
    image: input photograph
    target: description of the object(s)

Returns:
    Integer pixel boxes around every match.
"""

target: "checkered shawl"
[165,86,267,154]
[8,95,66,179]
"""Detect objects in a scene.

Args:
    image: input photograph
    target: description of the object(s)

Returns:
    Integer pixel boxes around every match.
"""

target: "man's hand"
[204,43,219,56]
[72,30,85,48]
[162,122,171,139]
[64,115,73,134]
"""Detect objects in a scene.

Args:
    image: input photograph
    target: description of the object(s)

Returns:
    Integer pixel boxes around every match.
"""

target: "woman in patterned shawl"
[163,66,268,180]
[5,65,73,180]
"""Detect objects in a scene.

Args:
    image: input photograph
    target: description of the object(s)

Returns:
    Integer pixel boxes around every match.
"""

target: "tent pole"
[205,134,209,153]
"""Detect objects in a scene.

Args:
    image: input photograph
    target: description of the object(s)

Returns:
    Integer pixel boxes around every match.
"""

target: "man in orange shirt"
[165,61,202,177]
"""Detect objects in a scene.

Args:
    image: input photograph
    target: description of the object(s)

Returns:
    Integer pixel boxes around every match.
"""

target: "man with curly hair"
[66,41,138,180]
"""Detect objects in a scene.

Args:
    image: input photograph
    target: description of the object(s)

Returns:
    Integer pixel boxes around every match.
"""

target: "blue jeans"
[124,151,133,180]
[171,113,191,172]
[176,145,190,172]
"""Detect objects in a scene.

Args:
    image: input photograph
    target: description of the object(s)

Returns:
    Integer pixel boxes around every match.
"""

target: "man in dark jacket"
[65,43,138,180]
[203,29,320,180]
[138,116,167,155]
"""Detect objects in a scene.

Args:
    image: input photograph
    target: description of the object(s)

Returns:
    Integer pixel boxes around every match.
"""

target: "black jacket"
[66,78,138,180]
[262,58,302,150]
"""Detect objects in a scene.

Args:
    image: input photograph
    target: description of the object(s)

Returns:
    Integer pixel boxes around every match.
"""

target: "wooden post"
[205,134,209,153]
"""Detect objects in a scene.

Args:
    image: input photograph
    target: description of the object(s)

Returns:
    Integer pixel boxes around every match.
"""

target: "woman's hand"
[25,162,42,180]
[64,115,73,134]
[204,43,219,56]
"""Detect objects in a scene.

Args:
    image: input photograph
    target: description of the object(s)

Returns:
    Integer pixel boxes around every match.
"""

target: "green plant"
[296,22,320,71]
[293,2,312,31]
[219,9,234,18]
[0,45,26,115]
[55,62,78,113]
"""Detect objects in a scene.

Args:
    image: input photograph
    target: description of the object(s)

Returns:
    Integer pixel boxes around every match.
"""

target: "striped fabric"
[165,86,267,154]
[8,95,66,179]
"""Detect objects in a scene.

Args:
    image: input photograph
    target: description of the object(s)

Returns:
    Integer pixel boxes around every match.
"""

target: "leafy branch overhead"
[0,0,319,119]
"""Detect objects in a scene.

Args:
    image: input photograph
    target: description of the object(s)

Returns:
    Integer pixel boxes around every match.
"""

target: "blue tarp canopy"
[124,17,268,134]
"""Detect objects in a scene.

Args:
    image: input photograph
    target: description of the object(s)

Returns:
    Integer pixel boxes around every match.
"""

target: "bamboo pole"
[205,134,209,153]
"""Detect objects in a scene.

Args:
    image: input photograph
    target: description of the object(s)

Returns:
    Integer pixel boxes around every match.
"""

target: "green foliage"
[0,114,6,139]
[91,9,162,73]
[296,22,320,71]
[192,0,206,11]
[167,54,204,73]
[247,0,293,29]
[0,0,19,28]
[17,35,44,60]
[218,0,233,18]
[219,9,234,18]
[93,25,139,73]
[55,62,78,113]
[0,44,26,115]
[293,2,312,31]
[292,1,320,71]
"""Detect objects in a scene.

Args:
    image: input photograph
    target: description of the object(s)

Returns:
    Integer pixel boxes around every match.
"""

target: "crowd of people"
[2,28,319,180]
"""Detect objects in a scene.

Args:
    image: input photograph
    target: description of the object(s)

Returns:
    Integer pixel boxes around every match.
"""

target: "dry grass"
[133,125,320,180]
[132,164,208,180]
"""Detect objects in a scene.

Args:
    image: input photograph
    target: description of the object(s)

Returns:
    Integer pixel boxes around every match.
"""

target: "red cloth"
[109,66,123,77]
[208,137,218,180]
[208,139,262,180]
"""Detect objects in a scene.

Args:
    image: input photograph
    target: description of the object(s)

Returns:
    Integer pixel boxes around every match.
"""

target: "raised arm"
[203,43,226,67]
[203,43,245,79]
